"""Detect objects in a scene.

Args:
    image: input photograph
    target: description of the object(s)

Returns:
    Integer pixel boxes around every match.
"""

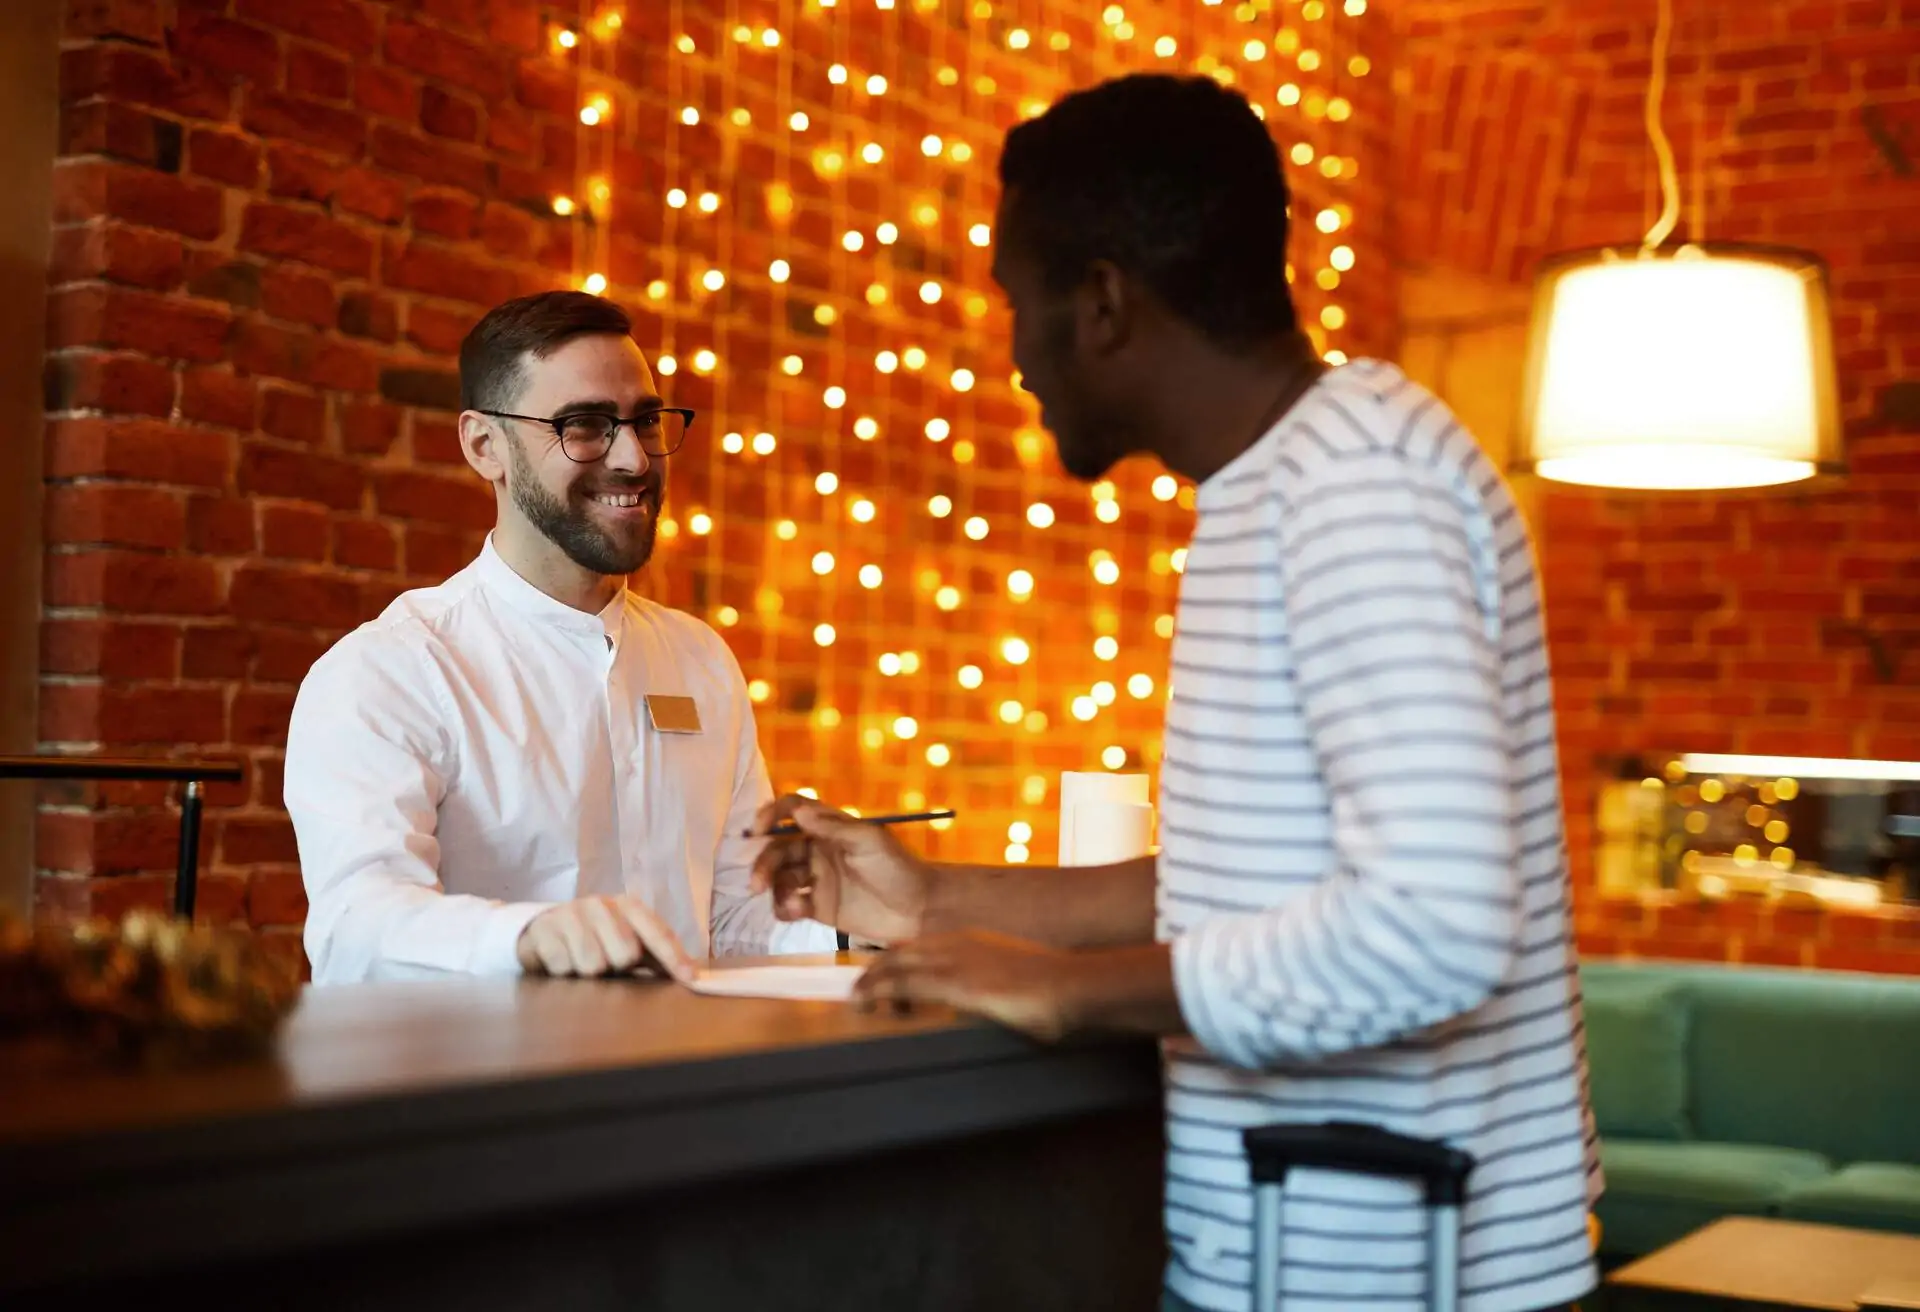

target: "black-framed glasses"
[481,407,696,462]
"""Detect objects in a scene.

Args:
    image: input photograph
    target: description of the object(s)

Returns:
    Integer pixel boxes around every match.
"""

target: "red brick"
[187,495,258,554]
[48,285,232,362]
[514,61,575,116]
[217,816,298,866]
[45,350,176,418]
[67,0,166,44]
[173,12,283,85]
[412,420,466,465]
[333,517,399,570]
[368,124,490,194]
[182,623,256,679]
[286,44,352,101]
[43,682,228,747]
[249,869,309,927]
[253,629,330,683]
[49,222,184,291]
[43,549,220,615]
[229,689,299,747]
[60,101,174,169]
[266,142,340,203]
[229,314,308,383]
[87,874,177,920]
[188,128,261,187]
[238,200,374,277]
[410,188,480,241]
[238,442,365,510]
[487,102,536,158]
[235,0,378,58]
[421,86,481,143]
[335,166,407,224]
[260,504,329,560]
[178,366,259,430]
[53,159,225,241]
[230,564,366,628]
[354,64,420,122]
[338,289,399,343]
[478,202,539,261]
[383,238,509,304]
[260,264,338,330]
[46,416,232,488]
[384,17,508,100]
[261,386,327,444]
[405,300,480,355]
[63,44,234,121]
[45,484,186,551]
[337,397,402,454]
[373,469,493,529]
[39,809,180,876]
[41,617,182,680]
[309,337,381,392]
[241,88,368,157]
[405,523,477,578]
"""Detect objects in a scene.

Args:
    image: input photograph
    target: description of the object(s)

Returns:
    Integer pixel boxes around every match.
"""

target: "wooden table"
[1607,1217,1920,1310]
[0,955,1167,1311]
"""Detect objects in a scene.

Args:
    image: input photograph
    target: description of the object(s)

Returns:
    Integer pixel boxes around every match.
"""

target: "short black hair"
[998,74,1296,346]
[458,290,633,412]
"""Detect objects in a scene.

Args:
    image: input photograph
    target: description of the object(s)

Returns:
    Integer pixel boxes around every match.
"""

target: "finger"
[617,898,695,982]
[584,898,643,973]
[751,834,810,895]
[749,792,818,838]
[533,926,572,977]
[554,907,606,976]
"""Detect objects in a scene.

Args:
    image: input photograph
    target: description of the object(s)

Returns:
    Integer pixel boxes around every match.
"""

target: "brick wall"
[1397,0,1920,971]
[40,0,1390,966]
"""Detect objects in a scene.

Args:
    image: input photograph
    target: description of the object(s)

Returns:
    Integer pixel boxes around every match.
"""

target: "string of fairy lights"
[544,0,1377,864]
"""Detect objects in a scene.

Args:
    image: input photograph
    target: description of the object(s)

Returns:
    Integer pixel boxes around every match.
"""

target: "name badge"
[645,694,703,734]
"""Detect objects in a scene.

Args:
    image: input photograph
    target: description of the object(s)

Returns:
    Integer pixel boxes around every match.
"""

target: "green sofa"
[1579,959,1920,1259]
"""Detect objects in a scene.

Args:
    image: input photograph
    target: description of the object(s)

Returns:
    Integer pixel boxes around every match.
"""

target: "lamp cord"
[1643,0,1682,250]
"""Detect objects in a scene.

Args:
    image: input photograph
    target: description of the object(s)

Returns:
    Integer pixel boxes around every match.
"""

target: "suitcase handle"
[1242,1120,1475,1206]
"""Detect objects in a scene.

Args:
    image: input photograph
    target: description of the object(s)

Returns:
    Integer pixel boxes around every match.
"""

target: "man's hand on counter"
[851,931,1190,1045]
[516,895,695,982]
[749,794,932,944]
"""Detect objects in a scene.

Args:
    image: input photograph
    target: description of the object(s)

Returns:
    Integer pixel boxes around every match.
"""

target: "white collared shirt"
[285,537,836,984]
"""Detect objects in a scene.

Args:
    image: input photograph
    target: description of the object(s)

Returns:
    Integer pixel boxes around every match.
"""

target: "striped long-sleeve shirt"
[1159,360,1601,1312]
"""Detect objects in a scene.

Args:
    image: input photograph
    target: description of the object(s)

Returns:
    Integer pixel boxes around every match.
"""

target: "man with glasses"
[286,291,836,984]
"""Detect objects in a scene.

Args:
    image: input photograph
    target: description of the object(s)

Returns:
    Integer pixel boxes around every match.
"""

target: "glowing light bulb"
[919,280,942,304]
[1094,636,1119,661]
[824,386,846,409]
[753,432,777,456]
[858,564,882,588]
[893,716,919,740]
[878,652,903,676]
[853,416,879,440]
[1155,35,1177,56]
[1093,559,1120,585]
[1155,614,1175,639]
[811,551,835,575]
[903,347,927,370]
[1345,0,1367,13]
[1095,501,1120,523]
[1092,681,1117,706]
[1325,349,1348,365]
[722,431,744,454]
[701,269,726,292]
[1321,305,1347,331]
[828,63,848,84]
[698,191,720,212]
[655,352,676,375]
[842,229,864,252]
[861,142,884,164]
[899,651,921,674]
[914,202,940,226]
[866,74,888,94]
[876,221,899,245]
[760,26,780,46]
[715,605,739,626]
[1316,208,1342,233]
[1171,547,1188,573]
[580,98,608,126]
[557,27,580,48]
[815,471,840,495]
[928,495,952,517]
[1001,636,1031,665]
[552,195,577,216]
[963,516,988,541]
[1128,674,1155,699]
[679,106,700,126]
[998,700,1024,725]
[876,350,899,373]
[1026,503,1055,529]
[952,440,975,464]
[925,418,950,442]
[745,679,772,704]
[1071,696,1097,722]
[1278,83,1301,106]
[691,348,717,374]
[927,743,952,767]
[667,188,688,208]
[1151,475,1178,501]
[850,498,875,523]
[935,586,961,610]
[1101,745,1128,770]
[948,141,973,163]
[813,304,836,325]
[582,272,608,295]
[781,354,803,376]
[1005,843,1030,863]
[774,518,797,540]
[813,623,836,647]
[958,664,984,689]
[1331,245,1355,271]
[788,111,810,132]
[769,259,791,283]
[1007,570,1034,597]
[950,368,975,392]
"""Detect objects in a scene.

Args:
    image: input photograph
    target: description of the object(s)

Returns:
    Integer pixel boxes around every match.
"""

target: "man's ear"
[1077,259,1133,359]
[458,411,507,485]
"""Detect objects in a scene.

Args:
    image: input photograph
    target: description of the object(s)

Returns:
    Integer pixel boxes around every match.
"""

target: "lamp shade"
[1515,243,1840,490]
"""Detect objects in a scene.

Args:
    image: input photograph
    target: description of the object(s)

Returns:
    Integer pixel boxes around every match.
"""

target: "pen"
[746,808,957,838]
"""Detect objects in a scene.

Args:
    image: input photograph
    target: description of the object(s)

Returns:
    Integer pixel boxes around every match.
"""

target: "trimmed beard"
[505,432,660,577]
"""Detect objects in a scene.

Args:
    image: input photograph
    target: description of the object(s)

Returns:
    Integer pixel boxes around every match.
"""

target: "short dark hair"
[458,290,633,412]
[998,74,1296,346]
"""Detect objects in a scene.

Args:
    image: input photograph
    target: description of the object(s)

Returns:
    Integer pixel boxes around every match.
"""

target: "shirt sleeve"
[704,634,839,958]
[1171,445,1523,1069]
[286,633,549,984]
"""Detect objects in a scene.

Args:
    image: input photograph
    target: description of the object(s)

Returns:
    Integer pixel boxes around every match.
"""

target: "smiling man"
[286,291,835,984]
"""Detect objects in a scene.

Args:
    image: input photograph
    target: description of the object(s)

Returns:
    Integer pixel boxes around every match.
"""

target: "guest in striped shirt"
[752,73,1599,1312]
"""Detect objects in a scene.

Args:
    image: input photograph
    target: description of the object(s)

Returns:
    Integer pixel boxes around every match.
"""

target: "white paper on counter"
[1058,772,1152,866]
[685,963,866,1001]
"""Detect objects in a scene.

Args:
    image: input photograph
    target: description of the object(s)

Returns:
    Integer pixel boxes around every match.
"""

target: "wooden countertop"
[0,954,1163,1293]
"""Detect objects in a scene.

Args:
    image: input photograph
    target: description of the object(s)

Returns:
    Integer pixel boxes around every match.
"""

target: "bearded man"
[287,291,836,984]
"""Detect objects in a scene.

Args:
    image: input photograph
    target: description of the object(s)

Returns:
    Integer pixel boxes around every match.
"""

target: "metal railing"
[0,756,247,919]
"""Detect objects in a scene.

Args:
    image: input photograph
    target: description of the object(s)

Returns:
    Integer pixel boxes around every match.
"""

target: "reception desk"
[0,954,1166,1311]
